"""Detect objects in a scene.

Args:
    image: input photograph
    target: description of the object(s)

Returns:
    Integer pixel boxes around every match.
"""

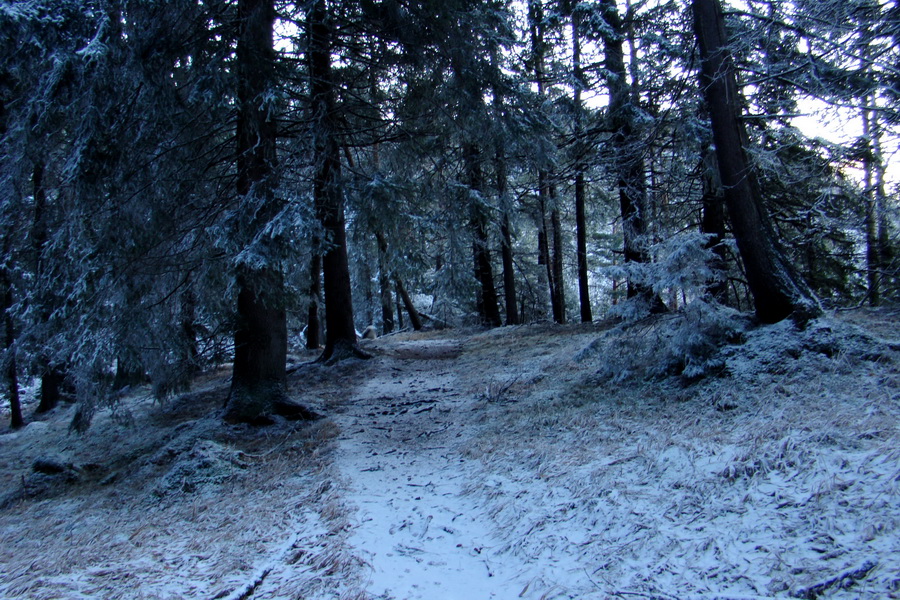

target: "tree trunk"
[32,160,65,413]
[465,143,502,328]
[862,94,885,306]
[226,0,289,422]
[2,271,23,429]
[693,0,820,324]
[395,277,423,331]
[530,1,563,322]
[361,244,375,327]
[536,197,553,318]
[306,252,322,349]
[700,142,729,302]
[572,9,592,323]
[601,0,662,311]
[496,148,518,326]
[491,54,519,326]
[395,283,404,330]
[499,205,518,326]
[180,287,199,379]
[550,186,566,324]
[376,235,394,334]
[230,272,288,420]
[310,0,362,361]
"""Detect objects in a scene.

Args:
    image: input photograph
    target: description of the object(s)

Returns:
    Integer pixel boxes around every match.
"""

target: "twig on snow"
[213,566,273,600]
[791,560,877,599]
[611,591,679,600]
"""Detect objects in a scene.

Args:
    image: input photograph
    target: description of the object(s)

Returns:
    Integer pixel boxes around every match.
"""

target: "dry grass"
[0,365,366,600]
[458,310,900,598]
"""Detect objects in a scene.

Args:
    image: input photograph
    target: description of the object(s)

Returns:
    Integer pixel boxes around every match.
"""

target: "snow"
[1,309,899,599]
[332,340,523,599]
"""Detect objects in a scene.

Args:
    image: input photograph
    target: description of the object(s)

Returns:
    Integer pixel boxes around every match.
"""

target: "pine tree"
[693,0,820,323]
[225,0,290,422]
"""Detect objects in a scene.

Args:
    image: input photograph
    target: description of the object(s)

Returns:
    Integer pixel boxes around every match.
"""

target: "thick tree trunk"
[572,11,592,323]
[310,0,363,361]
[693,0,819,324]
[31,161,66,413]
[230,272,287,420]
[226,0,290,422]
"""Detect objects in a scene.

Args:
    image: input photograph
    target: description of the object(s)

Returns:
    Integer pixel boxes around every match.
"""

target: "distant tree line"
[1,0,897,427]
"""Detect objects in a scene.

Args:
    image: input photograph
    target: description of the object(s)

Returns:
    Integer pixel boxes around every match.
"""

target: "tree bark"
[496,142,519,326]
[499,201,519,326]
[310,0,362,360]
[529,0,565,322]
[700,142,729,302]
[465,143,502,328]
[693,0,820,324]
[572,9,593,323]
[180,287,199,378]
[550,186,566,324]
[306,252,322,349]
[862,92,886,306]
[395,277,423,331]
[226,0,289,422]
[538,177,556,318]
[600,0,662,311]
[491,53,519,326]
[2,270,23,429]
[376,234,394,334]
[395,283,404,330]
[32,160,66,413]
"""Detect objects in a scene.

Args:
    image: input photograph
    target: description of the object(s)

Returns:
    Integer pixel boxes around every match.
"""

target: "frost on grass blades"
[463,311,900,599]
[1,312,898,599]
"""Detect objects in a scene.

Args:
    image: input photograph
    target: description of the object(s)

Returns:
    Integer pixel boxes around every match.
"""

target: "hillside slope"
[1,308,898,599]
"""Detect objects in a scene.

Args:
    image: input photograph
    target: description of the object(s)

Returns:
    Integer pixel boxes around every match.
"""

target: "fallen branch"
[213,566,273,600]
[791,560,877,599]
[611,590,679,600]
[419,312,452,329]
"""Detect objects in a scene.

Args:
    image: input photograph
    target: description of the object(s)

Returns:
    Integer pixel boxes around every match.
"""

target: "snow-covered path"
[332,337,528,600]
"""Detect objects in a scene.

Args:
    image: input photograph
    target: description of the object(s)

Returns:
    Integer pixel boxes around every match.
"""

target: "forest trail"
[334,336,514,599]
[330,328,599,600]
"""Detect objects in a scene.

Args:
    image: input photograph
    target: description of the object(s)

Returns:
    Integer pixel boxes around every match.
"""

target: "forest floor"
[1,307,899,599]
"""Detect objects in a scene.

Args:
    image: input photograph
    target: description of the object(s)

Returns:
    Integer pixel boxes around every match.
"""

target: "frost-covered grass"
[0,367,362,600]
[1,310,898,600]
[461,310,900,599]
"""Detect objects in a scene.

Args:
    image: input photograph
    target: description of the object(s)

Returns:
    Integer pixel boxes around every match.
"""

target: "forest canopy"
[1,0,898,427]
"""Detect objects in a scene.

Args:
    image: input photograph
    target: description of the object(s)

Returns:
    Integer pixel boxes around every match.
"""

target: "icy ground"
[1,308,899,599]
